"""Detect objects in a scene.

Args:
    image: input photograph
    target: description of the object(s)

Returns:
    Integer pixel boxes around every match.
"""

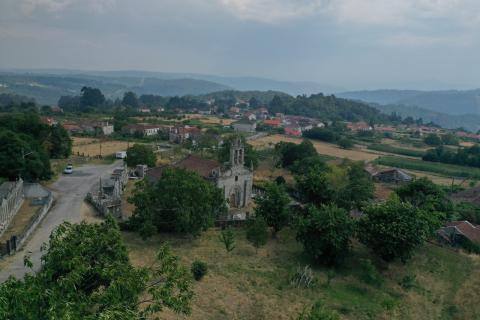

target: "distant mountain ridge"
[371,103,480,132]
[0,72,230,104]
[338,89,480,115]
[1,68,342,97]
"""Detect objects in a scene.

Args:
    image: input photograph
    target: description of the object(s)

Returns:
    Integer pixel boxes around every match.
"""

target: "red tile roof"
[146,155,221,182]
[174,155,220,178]
[263,119,281,127]
[285,127,302,137]
[446,221,480,243]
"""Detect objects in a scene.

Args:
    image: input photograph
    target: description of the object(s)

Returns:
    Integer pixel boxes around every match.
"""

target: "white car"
[63,165,73,174]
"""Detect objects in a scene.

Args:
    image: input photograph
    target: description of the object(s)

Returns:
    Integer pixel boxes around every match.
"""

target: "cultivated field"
[249,134,380,161]
[185,114,236,125]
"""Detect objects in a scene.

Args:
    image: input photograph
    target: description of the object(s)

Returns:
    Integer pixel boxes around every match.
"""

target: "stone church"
[147,138,253,208]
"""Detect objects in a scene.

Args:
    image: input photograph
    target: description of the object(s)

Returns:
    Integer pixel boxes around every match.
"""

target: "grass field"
[375,156,480,179]
[249,134,380,161]
[123,228,480,320]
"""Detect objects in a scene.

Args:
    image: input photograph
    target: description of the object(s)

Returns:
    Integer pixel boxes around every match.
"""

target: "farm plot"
[249,134,381,161]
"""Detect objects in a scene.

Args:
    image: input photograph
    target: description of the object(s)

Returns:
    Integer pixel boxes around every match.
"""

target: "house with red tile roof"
[263,119,281,128]
[284,127,302,137]
[437,221,480,245]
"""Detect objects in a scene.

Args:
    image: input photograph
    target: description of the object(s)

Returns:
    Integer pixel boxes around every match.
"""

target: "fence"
[0,179,24,238]
[0,193,53,258]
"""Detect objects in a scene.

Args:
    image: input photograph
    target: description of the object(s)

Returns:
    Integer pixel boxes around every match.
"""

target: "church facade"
[146,137,253,208]
[216,138,253,208]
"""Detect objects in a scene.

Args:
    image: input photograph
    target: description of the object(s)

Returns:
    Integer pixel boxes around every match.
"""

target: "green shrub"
[399,275,417,290]
[290,265,316,288]
[298,301,340,320]
[358,259,383,287]
[191,260,208,281]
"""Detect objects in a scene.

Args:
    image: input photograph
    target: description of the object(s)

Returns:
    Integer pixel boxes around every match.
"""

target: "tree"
[337,137,354,149]
[48,124,72,158]
[122,91,139,108]
[0,129,52,181]
[126,144,156,168]
[275,140,317,168]
[296,165,334,206]
[423,133,442,146]
[128,168,226,238]
[0,217,193,319]
[396,177,453,224]
[297,301,340,320]
[358,195,431,262]
[219,227,236,252]
[296,204,354,266]
[337,161,374,210]
[80,86,105,109]
[255,182,291,237]
[246,216,269,252]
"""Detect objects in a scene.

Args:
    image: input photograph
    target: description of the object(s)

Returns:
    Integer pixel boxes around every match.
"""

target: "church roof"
[174,155,221,178]
[146,155,221,182]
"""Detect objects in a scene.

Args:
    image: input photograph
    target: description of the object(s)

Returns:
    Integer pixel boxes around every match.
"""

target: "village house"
[123,124,161,136]
[147,138,253,209]
[94,121,114,136]
[263,118,281,128]
[169,125,201,144]
[437,221,480,246]
[284,127,302,137]
[365,165,412,184]
[62,121,113,136]
[346,121,372,132]
[232,119,257,133]
[243,112,257,121]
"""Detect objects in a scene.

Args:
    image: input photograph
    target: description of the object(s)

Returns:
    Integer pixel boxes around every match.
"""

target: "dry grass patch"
[0,201,40,243]
[72,137,100,146]
[254,159,295,186]
[122,227,480,320]
[73,140,141,157]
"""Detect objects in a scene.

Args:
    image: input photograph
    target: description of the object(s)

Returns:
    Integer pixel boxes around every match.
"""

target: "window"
[235,175,238,181]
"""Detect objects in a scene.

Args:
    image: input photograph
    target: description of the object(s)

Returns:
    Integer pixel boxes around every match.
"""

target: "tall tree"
[246,216,269,253]
[122,91,139,108]
[297,204,354,266]
[358,195,431,262]
[126,144,156,168]
[255,182,291,237]
[128,168,226,238]
[80,87,105,108]
[0,217,193,319]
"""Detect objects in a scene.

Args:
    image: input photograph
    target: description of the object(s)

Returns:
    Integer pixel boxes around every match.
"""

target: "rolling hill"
[338,89,480,115]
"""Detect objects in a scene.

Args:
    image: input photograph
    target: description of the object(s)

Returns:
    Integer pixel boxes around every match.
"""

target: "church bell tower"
[230,137,244,167]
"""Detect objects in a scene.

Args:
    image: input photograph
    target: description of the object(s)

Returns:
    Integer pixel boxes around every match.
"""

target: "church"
[147,138,254,208]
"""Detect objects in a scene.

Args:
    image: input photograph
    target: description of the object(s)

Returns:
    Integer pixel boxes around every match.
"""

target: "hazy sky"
[0,0,479,90]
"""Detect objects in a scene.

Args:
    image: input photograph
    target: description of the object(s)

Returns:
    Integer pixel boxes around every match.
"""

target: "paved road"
[0,161,121,282]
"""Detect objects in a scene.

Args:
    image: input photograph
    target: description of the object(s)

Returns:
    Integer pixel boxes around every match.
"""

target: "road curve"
[0,161,121,282]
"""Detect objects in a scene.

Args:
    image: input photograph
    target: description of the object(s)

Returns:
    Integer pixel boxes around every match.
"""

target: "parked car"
[63,164,73,174]
[116,151,127,159]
